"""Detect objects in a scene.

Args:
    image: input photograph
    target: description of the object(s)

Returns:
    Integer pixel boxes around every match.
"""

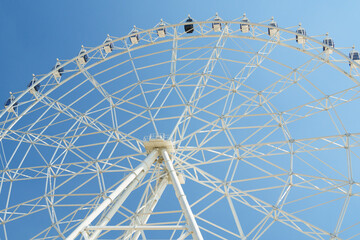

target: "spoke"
[124,40,159,134]
[171,25,230,140]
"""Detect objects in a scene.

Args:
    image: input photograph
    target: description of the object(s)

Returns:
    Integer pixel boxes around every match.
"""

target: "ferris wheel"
[1,13,360,239]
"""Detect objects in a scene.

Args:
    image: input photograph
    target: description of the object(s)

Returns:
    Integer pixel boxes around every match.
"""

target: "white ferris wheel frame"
[1,15,360,240]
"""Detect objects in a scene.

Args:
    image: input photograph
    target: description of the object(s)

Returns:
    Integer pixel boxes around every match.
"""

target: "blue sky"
[1,0,360,239]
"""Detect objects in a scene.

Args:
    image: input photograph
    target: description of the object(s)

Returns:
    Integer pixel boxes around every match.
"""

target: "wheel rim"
[1,16,360,239]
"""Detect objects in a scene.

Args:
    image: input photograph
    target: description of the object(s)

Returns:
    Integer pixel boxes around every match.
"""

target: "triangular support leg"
[66,142,203,240]
[162,149,204,240]
[66,150,159,240]
[122,176,168,240]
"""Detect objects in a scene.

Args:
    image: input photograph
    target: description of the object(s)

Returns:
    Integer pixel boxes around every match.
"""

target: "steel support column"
[87,166,152,240]
[87,225,187,231]
[66,150,159,240]
[161,149,203,240]
[123,176,168,240]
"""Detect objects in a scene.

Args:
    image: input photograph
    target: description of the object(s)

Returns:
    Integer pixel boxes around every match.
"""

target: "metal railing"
[143,133,170,141]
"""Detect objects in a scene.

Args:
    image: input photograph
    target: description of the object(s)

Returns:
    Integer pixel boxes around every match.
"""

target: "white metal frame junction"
[67,137,203,240]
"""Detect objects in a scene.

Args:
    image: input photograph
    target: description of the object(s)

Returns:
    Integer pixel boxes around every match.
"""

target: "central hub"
[143,134,183,184]
[143,133,175,154]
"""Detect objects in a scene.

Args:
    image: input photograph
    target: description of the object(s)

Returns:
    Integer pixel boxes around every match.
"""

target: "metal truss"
[1,14,360,240]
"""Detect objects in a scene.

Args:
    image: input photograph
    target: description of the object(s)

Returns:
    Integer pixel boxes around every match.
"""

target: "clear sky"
[1,0,360,239]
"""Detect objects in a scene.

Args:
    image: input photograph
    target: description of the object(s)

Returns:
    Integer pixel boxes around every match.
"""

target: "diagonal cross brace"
[66,150,159,240]
[170,25,230,140]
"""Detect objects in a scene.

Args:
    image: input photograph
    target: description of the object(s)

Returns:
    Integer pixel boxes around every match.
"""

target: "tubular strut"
[162,149,204,240]
[66,148,203,240]
[123,176,168,240]
[86,165,154,240]
[66,150,159,240]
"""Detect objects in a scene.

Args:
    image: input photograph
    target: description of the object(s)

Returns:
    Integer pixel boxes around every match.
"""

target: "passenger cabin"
[268,18,279,37]
[52,61,64,79]
[296,25,306,44]
[240,14,250,33]
[4,93,17,113]
[184,17,194,33]
[323,35,334,54]
[78,47,89,64]
[157,21,166,38]
[103,37,114,54]
[130,28,139,44]
[349,47,360,67]
[28,75,40,95]
[212,15,222,32]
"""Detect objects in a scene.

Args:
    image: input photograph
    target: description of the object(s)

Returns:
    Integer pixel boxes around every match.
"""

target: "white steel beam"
[161,149,204,240]
[87,165,151,240]
[170,24,229,140]
[77,63,114,106]
[66,150,159,240]
[177,231,191,240]
[123,176,168,240]
[87,225,187,231]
